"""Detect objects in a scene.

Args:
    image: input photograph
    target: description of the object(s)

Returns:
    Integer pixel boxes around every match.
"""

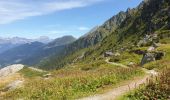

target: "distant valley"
[0,36,76,67]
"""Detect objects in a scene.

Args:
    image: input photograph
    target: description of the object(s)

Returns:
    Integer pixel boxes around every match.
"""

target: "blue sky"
[0,0,143,39]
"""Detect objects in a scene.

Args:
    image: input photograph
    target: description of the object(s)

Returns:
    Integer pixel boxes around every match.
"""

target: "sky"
[0,0,143,39]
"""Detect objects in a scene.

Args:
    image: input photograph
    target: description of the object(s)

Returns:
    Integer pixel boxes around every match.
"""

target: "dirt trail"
[105,59,128,68]
[28,67,46,72]
[79,67,157,100]
[80,76,148,100]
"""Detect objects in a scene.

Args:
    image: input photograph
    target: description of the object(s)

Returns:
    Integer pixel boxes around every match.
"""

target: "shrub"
[123,67,170,100]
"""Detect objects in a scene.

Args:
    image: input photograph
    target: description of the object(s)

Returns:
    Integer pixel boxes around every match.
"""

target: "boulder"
[141,52,164,66]
[141,53,155,66]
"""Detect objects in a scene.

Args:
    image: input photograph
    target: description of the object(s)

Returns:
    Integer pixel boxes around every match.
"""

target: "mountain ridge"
[38,0,170,70]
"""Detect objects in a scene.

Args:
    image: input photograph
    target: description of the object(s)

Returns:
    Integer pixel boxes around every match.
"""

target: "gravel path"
[79,60,158,100]
[79,76,149,100]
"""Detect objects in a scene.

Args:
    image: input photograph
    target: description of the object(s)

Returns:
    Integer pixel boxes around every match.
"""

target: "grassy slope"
[38,11,127,70]
[19,67,48,78]
[60,0,169,68]
[3,60,144,100]
[118,44,170,100]
[119,67,170,100]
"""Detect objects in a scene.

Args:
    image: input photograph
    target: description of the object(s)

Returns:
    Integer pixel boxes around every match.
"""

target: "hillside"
[38,9,128,69]
[39,0,169,70]
[46,36,76,49]
[81,0,169,61]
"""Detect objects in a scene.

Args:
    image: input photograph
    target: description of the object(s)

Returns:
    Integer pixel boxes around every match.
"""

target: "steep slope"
[75,0,169,61]
[45,36,76,49]
[38,11,128,69]
[39,0,170,70]
[90,0,169,56]
[68,11,127,49]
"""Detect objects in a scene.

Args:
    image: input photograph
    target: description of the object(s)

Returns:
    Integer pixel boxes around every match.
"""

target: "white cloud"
[0,0,103,24]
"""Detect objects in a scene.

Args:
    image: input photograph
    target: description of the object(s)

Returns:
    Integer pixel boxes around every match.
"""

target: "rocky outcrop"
[137,33,158,47]
[141,52,164,66]
[0,64,24,77]
[141,53,156,66]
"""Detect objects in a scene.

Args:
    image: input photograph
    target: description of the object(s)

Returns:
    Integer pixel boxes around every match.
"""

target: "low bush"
[122,67,170,100]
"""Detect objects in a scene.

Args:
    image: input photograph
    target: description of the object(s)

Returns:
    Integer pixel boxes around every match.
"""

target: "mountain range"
[0,36,51,44]
[0,36,51,54]
[0,36,76,67]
